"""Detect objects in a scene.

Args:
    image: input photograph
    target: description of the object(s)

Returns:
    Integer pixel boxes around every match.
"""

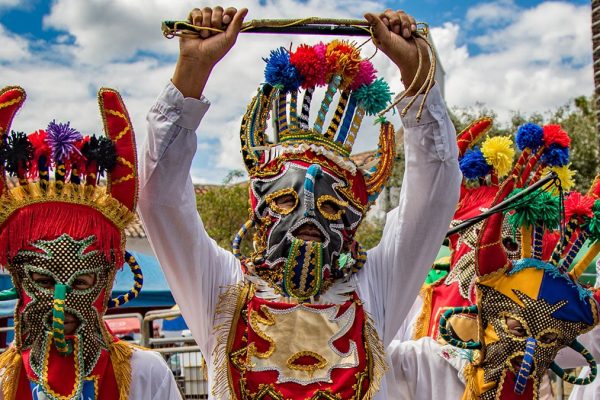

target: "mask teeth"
[313,75,341,134]
[52,283,73,355]
[325,90,350,140]
[303,164,323,218]
[298,88,314,130]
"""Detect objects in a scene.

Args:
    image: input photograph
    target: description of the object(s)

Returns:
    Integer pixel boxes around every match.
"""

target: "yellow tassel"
[571,242,600,279]
[412,284,434,339]
[0,347,22,400]
[109,340,134,400]
[521,225,533,259]
[211,283,249,400]
[362,314,389,400]
[481,136,515,178]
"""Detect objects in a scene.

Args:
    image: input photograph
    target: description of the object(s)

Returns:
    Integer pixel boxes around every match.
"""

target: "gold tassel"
[109,340,134,400]
[211,282,249,400]
[362,314,389,400]
[412,284,433,339]
[461,364,478,400]
[0,347,22,400]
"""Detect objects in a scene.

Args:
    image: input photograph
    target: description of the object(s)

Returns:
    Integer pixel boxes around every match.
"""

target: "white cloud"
[431,1,592,123]
[0,24,29,60]
[2,0,593,183]
[466,0,518,26]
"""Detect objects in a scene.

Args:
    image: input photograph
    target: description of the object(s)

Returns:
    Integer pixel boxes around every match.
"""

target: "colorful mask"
[232,41,396,300]
[0,86,143,400]
[439,123,600,399]
[415,119,572,341]
[214,41,399,400]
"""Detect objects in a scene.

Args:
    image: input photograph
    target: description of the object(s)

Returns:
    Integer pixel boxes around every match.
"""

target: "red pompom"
[564,192,595,222]
[27,130,51,178]
[290,44,327,88]
[543,125,571,148]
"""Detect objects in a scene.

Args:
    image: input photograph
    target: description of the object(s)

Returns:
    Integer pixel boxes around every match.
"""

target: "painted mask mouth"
[293,222,325,243]
[46,310,81,336]
[510,354,535,377]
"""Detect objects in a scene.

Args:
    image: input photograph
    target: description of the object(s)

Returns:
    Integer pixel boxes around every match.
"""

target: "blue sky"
[0,0,594,183]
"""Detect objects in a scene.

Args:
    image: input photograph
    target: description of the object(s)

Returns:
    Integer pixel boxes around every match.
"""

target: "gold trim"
[0,181,135,230]
[316,195,347,221]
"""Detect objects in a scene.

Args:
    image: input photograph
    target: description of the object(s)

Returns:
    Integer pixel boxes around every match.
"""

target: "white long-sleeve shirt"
[138,81,461,399]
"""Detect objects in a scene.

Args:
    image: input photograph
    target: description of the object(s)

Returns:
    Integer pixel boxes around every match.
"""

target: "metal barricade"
[142,309,209,399]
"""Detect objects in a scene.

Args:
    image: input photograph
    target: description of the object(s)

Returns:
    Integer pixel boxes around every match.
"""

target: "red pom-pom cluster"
[287,41,378,91]
[290,44,327,88]
[543,125,571,148]
[564,192,595,222]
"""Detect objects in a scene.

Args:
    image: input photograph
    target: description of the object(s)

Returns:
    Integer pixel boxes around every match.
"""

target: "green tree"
[196,171,252,254]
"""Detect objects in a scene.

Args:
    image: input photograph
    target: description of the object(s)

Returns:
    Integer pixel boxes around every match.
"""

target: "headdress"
[414,119,574,341]
[232,41,395,300]
[439,123,600,399]
[0,86,142,400]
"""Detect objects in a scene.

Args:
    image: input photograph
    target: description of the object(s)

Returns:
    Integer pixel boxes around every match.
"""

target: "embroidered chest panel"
[224,286,379,399]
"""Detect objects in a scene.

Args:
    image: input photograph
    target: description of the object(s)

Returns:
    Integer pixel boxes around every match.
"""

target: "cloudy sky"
[0,0,593,183]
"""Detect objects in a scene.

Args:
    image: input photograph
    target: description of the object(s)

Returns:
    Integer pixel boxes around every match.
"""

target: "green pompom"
[585,200,600,241]
[505,188,560,230]
[353,78,392,116]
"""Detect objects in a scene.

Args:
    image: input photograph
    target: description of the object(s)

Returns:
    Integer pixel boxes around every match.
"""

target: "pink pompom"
[349,60,377,90]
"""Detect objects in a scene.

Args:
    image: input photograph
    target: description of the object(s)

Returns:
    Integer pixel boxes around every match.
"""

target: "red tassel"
[0,203,124,267]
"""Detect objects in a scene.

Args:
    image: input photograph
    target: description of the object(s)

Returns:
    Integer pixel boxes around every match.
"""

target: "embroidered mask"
[250,161,364,299]
[440,122,600,399]
[232,41,398,299]
[0,86,142,400]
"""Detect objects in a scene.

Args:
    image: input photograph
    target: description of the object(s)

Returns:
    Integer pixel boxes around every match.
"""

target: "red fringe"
[0,203,123,267]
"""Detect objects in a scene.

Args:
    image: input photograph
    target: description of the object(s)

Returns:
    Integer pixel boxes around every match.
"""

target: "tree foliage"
[196,178,252,254]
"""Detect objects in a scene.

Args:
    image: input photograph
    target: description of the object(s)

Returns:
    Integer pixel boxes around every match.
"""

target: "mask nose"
[303,164,322,218]
[514,337,536,395]
[52,283,73,355]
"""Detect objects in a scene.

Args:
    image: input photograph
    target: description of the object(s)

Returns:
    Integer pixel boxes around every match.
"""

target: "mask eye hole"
[538,331,560,345]
[266,188,298,215]
[505,316,528,337]
[71,273,96,291]
[502,236,519,253]
[317,195,348,221]
[31,272,56,290]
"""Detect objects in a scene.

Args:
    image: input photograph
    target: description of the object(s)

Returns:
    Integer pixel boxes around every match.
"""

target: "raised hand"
[172,6,248,99]
[364,9,431,96]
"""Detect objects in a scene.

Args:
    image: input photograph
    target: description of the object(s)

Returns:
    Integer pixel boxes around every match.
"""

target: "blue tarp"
[0,251,175,318]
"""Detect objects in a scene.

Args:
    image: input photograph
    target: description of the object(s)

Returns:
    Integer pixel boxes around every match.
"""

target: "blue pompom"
[516,122,544,151]
[264,48,302,93]
[459,147,491,180]
[541,144,569,167]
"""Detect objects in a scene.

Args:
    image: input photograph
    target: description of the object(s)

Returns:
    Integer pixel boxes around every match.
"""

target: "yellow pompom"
[543,165,575,194]
[480,136,515,177]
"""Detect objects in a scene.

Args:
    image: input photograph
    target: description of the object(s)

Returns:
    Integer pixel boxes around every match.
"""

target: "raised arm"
[137,6,247,355]
[357,10,462,346]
